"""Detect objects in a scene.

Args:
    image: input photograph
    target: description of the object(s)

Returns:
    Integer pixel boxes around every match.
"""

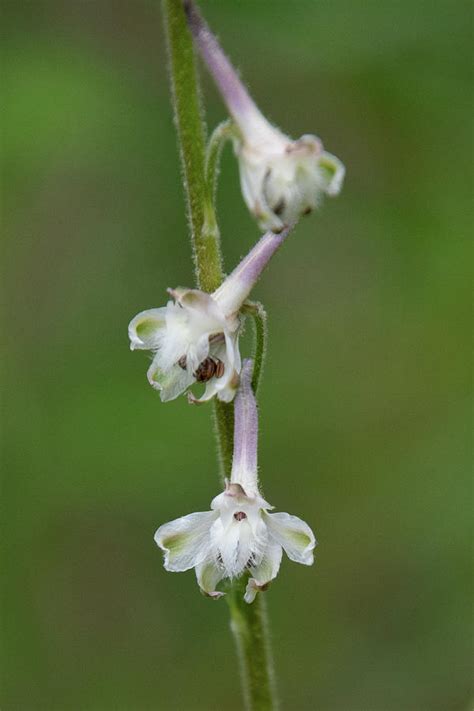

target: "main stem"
[227,577,278,711]
[162,2,277,708]
[162,0,222,293]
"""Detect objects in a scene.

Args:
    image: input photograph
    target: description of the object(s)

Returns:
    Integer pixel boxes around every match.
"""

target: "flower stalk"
[242,301,268,395]
[205,118,235,205]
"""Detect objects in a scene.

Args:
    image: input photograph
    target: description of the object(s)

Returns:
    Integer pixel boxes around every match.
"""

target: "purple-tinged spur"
[128,228,291,403]
[184,0,345,233]
[155,359,317,602]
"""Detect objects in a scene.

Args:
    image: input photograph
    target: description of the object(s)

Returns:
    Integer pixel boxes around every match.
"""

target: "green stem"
[242,301,268,395]
[226,576,278,711]
[162,3,277,708]
[205,119,234,203]
[162,0,222,292]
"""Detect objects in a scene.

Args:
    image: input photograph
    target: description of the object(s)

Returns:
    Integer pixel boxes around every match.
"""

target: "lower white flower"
[154,360,317,602]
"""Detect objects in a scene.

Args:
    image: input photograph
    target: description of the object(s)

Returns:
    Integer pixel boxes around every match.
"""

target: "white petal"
[317,151,345,197]
[238,152,277,227]
[195,558,226,599]
[188,379,220,405]
[216,379,239,403]
[209,516,248,578]
[128,308,167,350]
[264,511,316,565]
[175,288,226,329]
[244,542,283,603]
[147,360,195,402]
[188,331,241,404]
[154,511,217,572]
[214,331,241,402]
[208,498,269,579]
[244,579,260,604]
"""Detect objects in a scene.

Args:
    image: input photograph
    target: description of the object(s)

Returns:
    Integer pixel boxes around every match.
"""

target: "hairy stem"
[205,119,234,203]
[242,301,268,395]
[227,576,278,711]
[162,0,222,292]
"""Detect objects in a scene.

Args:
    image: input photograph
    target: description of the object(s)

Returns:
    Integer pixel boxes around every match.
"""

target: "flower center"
[178,355,225,382]
[194,357,225,382]
[233,511,247,521]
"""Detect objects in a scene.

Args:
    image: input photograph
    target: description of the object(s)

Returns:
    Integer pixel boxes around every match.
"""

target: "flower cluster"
[129,1,343,603]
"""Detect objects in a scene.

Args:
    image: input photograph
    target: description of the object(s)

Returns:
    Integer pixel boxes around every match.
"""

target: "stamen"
[234,511,247,521]
[208,332,225,345]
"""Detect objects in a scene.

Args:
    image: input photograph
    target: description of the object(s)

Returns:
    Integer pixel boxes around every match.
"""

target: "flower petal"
[318,151,345,197]
[154,511,217,572]
[147,360,195,402]
[195,558,226,599]
[188,331,241,404]
[188,379,220,405]
[128,308,167,350]
[216,377,240,403]
[172,288,226,328]
[244,542,283,603]
[264,511,316,565]
[238,155,283,233]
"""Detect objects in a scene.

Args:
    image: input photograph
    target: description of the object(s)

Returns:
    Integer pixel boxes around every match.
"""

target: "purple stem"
[231,359,259,495]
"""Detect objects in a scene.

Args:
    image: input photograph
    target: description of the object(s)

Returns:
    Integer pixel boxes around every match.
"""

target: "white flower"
[185,0,345,232]
[155,480,316,603]
[129,228,292,403]
[154,360,317,602]
[129,287,240,404]
[235,126,345,233]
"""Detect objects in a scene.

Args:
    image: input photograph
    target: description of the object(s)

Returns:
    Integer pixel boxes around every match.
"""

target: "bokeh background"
[2,1,472,709]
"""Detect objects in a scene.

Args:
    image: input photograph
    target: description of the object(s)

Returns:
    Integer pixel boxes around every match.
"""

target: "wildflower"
[155,360,316,602]
[184,0,345,232]
[129,228,291,403]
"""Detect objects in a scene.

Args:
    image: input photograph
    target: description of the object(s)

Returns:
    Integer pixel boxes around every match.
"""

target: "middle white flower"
[129,287,240,403]
[128,227,292,403]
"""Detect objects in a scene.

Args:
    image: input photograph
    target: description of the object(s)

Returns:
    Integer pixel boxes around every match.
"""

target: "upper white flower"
[185,0,345,232]
[155,360,317,602]
[129,228,292,403]
[235,123,345,233]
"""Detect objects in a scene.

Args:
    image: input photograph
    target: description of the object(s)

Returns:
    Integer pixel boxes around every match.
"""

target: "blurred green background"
[1,1,472,709]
